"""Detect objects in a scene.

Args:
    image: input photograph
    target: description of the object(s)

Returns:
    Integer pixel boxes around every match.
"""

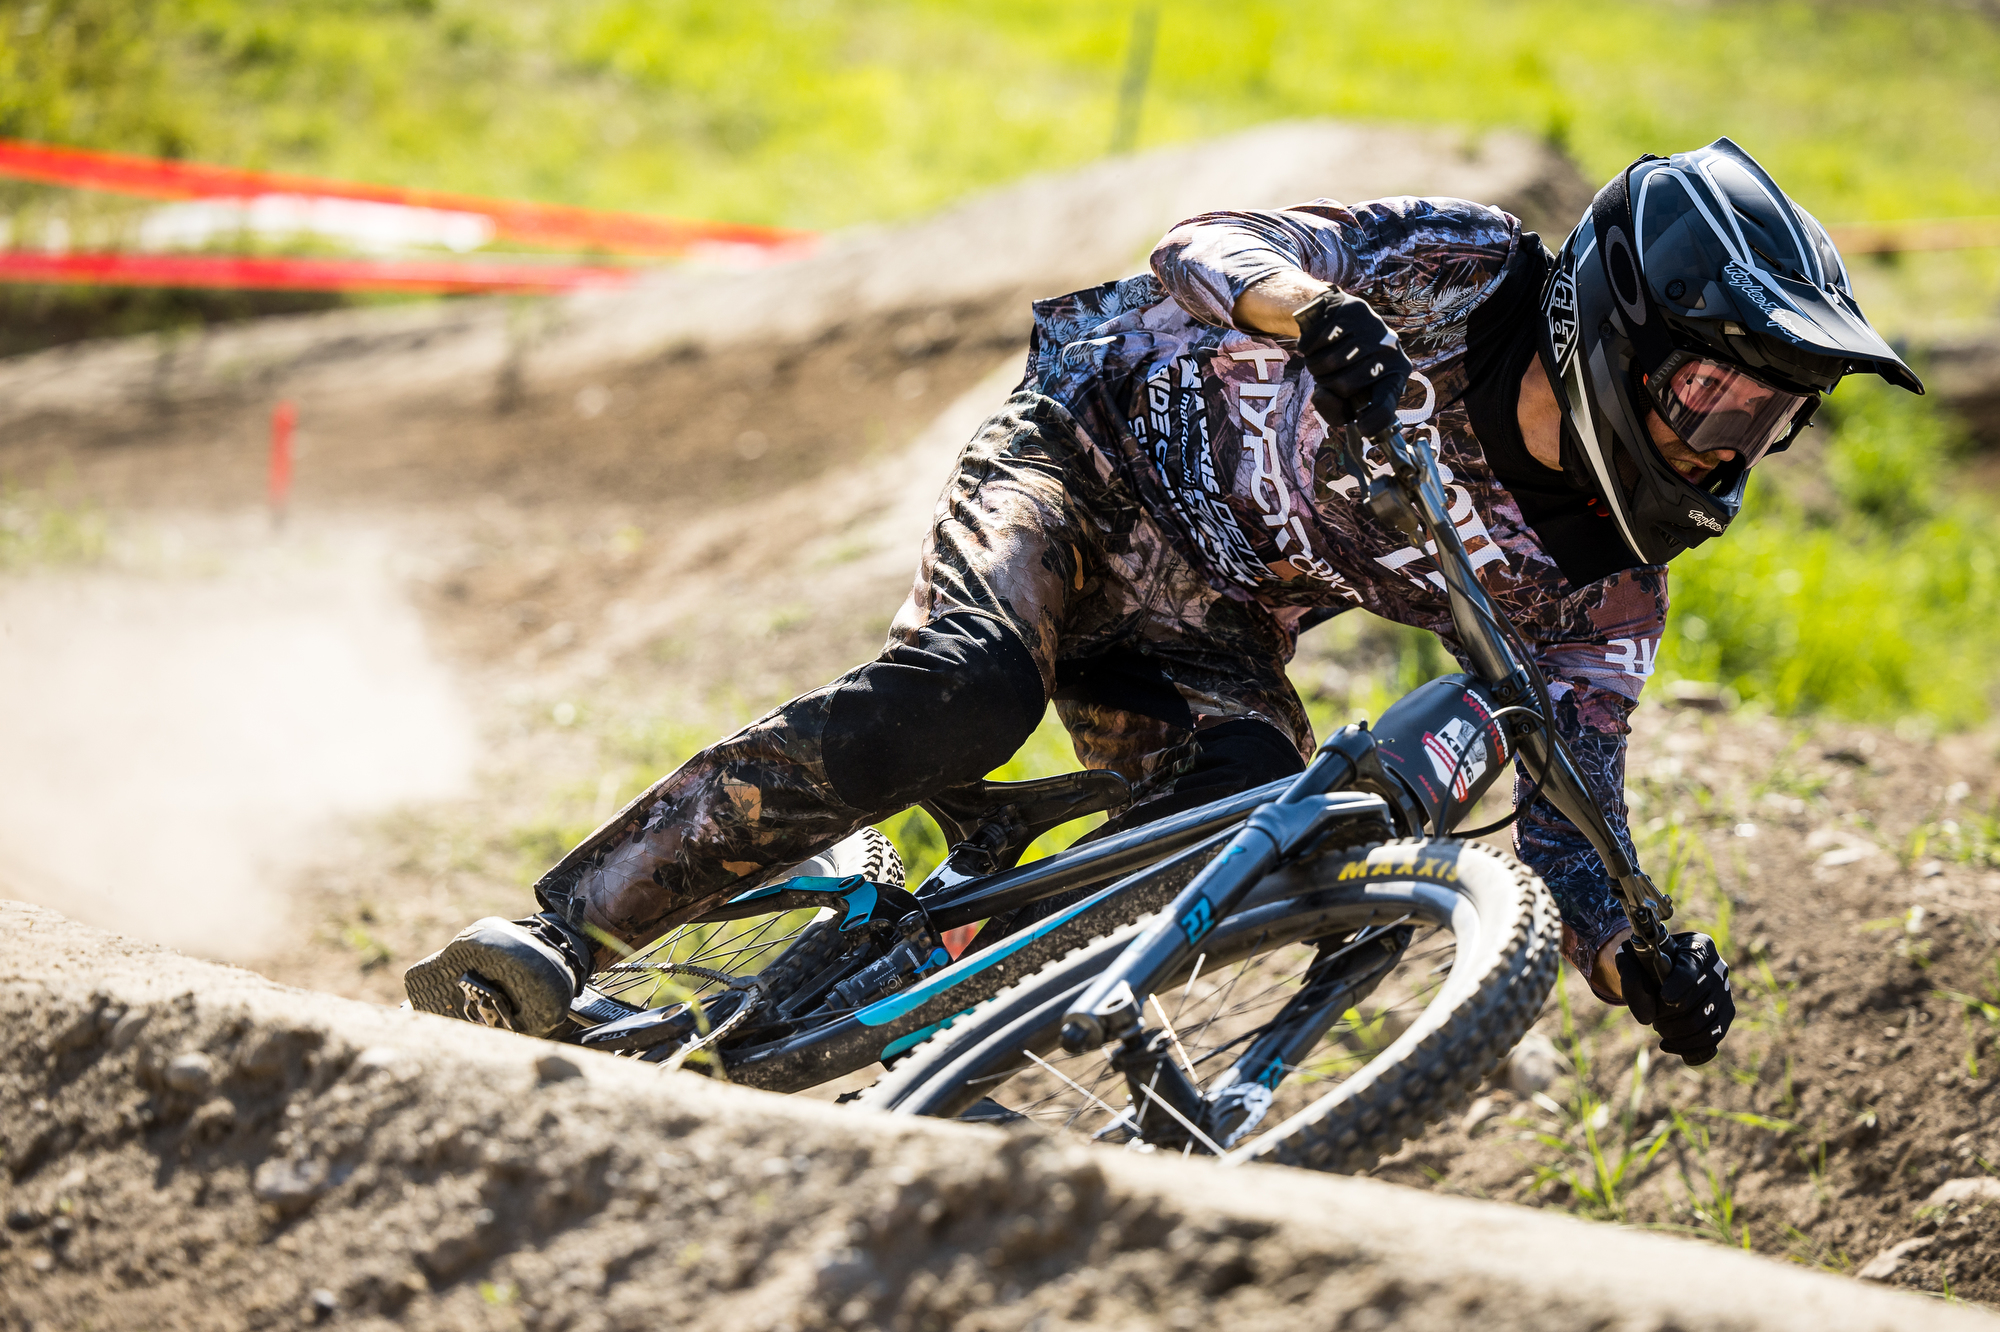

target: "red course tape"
[0,251,643,293]
[0,138,813,257]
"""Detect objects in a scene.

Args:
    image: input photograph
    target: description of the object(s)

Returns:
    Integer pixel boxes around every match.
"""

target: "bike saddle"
[920,769,1131,872]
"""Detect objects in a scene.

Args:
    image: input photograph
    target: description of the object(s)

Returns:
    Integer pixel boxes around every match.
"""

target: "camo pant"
[539,390,1315,958]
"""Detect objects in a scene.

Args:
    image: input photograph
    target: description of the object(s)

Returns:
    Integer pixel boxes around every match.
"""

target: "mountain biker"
[407,138,1920,1067]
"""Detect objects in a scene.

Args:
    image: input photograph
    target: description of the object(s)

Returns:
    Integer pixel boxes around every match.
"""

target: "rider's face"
[1645,408,1736,484]
[1645,359,1792,484]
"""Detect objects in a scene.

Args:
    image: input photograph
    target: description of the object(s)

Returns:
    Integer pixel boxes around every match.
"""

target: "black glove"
[1294,288,1412,437]
[1615,932,1734,1066]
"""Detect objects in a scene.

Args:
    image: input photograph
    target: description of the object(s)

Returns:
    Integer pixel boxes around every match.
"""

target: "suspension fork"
[1350,422,1677,983]
[1100,921,1414,1152]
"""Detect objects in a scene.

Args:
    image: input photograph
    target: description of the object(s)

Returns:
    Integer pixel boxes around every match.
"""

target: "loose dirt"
[2,119,1998,1322]
[0,521,474,960]
[1372,704,2000,1303]
[3,900,1985,1332]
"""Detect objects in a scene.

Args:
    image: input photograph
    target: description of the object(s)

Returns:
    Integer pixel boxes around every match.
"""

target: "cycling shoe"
[404,914,590,1037]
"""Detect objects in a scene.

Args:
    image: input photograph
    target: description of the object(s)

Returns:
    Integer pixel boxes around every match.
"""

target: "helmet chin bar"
[1691,450,1751,499]
[1594,338,1734,566]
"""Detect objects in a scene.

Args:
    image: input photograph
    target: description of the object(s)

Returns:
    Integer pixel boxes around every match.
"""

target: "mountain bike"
[553,416,1682,1171]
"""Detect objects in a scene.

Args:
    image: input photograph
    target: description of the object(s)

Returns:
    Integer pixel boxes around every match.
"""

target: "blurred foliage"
[0,1,1995,342]
[0,483,105,567]
[0,0,1995,231]
[1658,380,2000,726]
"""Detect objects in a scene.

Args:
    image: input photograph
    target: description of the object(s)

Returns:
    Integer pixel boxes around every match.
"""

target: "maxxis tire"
[857,838,1559,1175]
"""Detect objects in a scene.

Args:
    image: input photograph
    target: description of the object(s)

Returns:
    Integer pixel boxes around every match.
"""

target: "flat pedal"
[456,971,517,1030]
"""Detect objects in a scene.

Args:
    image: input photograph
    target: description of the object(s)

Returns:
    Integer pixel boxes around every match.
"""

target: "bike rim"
[950,912,1464,1154]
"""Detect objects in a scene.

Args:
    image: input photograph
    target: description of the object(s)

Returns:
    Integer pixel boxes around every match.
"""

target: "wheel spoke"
[1022,1049,1125,1126]
[922,919,1459,1152]
[599,908,823,1007]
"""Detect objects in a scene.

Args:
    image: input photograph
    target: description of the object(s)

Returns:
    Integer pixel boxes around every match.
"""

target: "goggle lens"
[1649,356,1815,469]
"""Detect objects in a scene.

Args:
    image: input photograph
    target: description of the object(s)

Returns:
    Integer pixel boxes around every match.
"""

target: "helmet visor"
[1646,352,1816,469]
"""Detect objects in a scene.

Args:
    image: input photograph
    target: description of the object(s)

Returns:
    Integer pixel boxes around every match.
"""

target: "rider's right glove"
[1615,931,1735,1066]
[1294,288,1412,438]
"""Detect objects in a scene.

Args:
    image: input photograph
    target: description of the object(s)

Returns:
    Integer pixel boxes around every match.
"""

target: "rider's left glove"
[1615,931,1734,1066]
[1294,288,1412,438]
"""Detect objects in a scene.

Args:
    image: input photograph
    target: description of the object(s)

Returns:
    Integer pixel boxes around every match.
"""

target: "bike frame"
[587,422,1672,1096]
[674,792,1268,1090]
[1061,420,1676,1069]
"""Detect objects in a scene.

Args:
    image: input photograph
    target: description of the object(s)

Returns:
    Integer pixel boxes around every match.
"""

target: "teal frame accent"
[877,1005,976,1061]
[855,877,1122,1028]
[726,874,880,931]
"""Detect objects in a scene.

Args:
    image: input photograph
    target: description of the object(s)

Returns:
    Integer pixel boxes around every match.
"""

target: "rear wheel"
[572,827,904,1033]
[858,839,1557,1173]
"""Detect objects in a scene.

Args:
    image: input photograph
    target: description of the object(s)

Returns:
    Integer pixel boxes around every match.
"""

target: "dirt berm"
[4,902,1983,1332]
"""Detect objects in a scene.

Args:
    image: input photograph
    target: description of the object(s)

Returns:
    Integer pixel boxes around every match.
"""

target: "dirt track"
[5,900,1989,1332]
[0,121,1592,517]
[5,120,2000,1323]
[1375,706,2000,1298]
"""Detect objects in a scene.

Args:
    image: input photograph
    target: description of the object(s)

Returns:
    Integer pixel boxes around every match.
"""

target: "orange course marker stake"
[269,401,296,522]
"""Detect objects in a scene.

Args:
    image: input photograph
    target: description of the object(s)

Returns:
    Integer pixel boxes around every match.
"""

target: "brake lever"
[1321,408,1424,542]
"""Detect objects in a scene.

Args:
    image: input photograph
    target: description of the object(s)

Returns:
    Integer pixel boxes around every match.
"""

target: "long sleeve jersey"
[1019,196,1665,979]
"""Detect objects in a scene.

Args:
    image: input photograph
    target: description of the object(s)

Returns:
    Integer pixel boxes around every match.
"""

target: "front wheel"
[857,838,1558,1173]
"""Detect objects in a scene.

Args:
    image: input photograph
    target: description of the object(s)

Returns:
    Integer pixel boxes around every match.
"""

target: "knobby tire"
[858,838,1559,1174]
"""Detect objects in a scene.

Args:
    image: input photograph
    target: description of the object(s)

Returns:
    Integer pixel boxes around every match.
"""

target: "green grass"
[1658,379,2000,726]
[8,1,1998,233]
[0,483,106,568]
[1907,804,2000,872]
[1524,983,1672,1222]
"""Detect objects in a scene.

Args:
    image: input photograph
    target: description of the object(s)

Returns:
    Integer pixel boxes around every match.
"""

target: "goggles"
[1643,351,1818,472]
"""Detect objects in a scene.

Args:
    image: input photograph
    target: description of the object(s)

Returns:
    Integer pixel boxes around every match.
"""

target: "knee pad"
[1100,716,1307,834]
[822,611,1046,811]
[1177,717,1307,796]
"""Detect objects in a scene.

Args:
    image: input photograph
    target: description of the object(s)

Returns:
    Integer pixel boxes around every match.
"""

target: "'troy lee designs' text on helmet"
[1540,137,1922,565]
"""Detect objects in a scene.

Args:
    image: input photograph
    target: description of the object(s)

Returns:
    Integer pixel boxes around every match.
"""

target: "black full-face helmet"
[1540,138,1923,565]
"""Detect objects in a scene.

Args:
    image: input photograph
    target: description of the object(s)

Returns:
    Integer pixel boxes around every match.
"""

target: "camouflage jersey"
[1024,195,1666,973]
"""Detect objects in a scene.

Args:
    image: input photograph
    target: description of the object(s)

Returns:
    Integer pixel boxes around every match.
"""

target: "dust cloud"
[0,522,474,960]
